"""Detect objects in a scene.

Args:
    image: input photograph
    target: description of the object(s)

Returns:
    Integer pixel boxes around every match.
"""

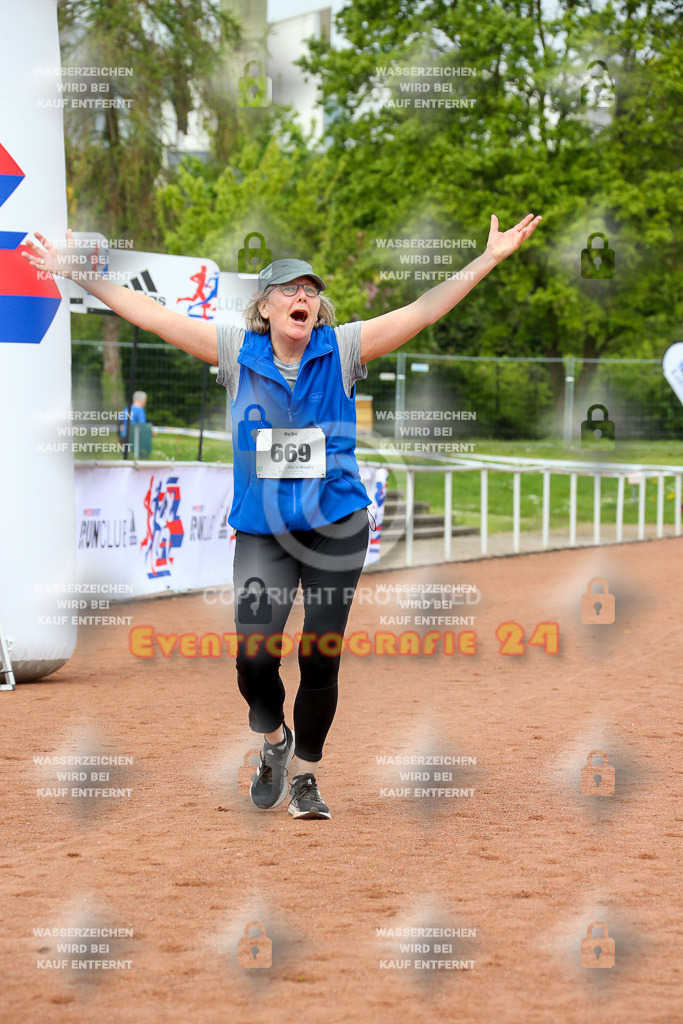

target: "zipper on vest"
[290,387,297,521]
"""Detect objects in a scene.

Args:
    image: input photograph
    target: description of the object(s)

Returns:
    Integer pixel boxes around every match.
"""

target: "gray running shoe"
[288,773,331,820]
[249,724,295,809]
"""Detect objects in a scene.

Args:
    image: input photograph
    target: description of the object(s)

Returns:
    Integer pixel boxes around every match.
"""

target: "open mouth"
[290,310,308,324]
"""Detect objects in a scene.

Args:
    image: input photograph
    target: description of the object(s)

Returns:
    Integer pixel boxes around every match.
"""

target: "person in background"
[119,390,148,443]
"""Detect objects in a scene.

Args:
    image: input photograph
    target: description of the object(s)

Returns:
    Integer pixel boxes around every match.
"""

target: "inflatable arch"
[0,0,77,682]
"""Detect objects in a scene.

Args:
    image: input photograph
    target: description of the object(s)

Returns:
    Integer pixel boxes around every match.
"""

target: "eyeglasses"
[278,282,320,297]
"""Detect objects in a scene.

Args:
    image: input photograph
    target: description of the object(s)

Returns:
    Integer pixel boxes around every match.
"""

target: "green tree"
[298,0,682,407]
[154,0,681,432]
[155,124,343,275]
[58,0,240,409]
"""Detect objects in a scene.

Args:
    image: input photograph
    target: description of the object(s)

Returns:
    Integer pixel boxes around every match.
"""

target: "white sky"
[268,0,347,22]
[268,0,563,27]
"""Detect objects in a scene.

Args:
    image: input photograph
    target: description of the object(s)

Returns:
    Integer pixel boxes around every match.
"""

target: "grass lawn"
[404,440,683,532]
[78,435,682,533]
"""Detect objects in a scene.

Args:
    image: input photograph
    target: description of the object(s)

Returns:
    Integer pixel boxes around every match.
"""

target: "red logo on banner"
[0,142,61,344]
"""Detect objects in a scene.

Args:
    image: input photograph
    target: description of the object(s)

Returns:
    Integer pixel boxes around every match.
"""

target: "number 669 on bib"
[255,427,326,478]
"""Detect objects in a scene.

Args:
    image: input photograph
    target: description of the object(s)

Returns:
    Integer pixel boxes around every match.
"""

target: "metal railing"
[358,454,683,567]
[75,450,682,569]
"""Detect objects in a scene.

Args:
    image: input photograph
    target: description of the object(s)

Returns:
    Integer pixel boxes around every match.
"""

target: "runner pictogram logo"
[175,264,218,320]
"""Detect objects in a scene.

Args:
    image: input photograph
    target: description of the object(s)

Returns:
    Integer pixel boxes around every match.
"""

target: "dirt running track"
[2,538,681,1024]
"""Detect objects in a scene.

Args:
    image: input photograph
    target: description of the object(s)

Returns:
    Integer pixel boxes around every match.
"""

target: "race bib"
[255,427,326,478]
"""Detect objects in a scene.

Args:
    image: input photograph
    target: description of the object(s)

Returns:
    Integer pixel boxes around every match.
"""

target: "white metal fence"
[358,453,683,567]
[108,433,683,567]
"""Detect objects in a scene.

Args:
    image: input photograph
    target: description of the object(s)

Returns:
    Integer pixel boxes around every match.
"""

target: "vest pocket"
[334,452,361,490]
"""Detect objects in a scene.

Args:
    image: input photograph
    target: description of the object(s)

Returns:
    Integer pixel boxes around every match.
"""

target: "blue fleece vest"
[229,325,371,534]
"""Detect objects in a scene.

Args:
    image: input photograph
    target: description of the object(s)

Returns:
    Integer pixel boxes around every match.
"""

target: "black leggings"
[232,508,369,762]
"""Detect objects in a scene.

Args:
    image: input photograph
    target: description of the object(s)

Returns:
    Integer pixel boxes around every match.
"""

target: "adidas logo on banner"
[123,270,166,305]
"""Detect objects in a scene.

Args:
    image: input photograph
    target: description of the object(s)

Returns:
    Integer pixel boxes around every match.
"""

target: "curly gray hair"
[243,284,337,333]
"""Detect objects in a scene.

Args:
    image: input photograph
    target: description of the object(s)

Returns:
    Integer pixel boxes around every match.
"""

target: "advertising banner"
[663,342,683,407]
[363,465,388,565]
[214,271,259,326]
[74,464,236,597]
[74,463,387,594]
[69,248,221,319]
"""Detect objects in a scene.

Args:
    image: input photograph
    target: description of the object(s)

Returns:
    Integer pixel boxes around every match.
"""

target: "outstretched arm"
[22,230,218,364]
[359,213,542,364]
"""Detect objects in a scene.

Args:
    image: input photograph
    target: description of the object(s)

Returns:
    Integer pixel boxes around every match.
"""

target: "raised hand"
[486,213,542,263]
[21,228,96,281]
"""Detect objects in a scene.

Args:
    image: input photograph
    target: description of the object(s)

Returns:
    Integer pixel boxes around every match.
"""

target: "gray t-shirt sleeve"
[215,323,246,402]
[335,321,368,398]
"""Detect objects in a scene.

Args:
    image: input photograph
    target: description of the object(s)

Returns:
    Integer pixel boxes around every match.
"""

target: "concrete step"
[383,512,460,529]
[382,524,479,541]
[384,499,431,515]
[380,489,477,540]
